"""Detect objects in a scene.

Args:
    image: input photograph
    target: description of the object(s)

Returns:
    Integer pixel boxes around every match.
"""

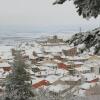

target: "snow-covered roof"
[82,73,98,82]
[48,84,70,93]
[33,47,43,54]
[44,63,57,67]
[25,49,33,57]
[26,69,35,75]
[74,62,84,65]
[61,75,81,82]
[0,62,11,68]
[67,56,88,60]
[31,78,44,84]
[31,65,38,68]
[38,66,50,70]
[29,55,37,59]
[74,89,86,97]
[44,54,54,58]
[37,53,44,57]
[0,72,9,79]
[54,59,62,63]
[45,75,61,83]
[75,67,90,72]
[55,69,68,75]
[43,45,71,53]
[35,71,48,76]
[3,55,13,60]
[80,83,95,90]
[64,61,83,65]
[74,83,99,97]
[82,59,100,68]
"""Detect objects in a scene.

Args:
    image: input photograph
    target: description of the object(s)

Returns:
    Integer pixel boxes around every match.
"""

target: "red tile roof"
[32,80,49,88]
[86,78,99,83]
[58,63,70,70]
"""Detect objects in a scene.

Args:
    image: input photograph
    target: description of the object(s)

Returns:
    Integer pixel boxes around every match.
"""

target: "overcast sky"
[0,0,100,33]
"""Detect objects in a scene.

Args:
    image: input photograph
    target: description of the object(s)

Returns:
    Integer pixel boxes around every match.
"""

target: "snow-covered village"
[0,0,100,100]
[0,27,100,100]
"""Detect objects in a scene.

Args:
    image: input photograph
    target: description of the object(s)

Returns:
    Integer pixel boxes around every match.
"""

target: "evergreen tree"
[5,50,34,100]
[53,0,100,18]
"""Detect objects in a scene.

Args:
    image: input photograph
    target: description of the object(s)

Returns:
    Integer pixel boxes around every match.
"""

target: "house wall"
[90,67,100,75]
[63,47,77,56]
[94,67,100,75]
[64,79,81,85]
[47,36,63,43]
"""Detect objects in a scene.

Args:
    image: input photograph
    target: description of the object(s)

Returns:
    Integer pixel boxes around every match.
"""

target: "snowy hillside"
[66,27,100,55]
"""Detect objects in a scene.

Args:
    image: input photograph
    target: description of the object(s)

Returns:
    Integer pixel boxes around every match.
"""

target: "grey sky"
[0,0,100,33]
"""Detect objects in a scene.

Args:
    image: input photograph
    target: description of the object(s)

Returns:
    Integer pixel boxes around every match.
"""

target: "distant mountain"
[66,27,100,55]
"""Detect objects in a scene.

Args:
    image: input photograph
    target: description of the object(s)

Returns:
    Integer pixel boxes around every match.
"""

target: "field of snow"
[0,32,74,46]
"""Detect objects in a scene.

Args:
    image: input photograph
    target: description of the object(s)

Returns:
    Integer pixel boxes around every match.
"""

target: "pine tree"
[53,0,100,18]
[5,50,34,100]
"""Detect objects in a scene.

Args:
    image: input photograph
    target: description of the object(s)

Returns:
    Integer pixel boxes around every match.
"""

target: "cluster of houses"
[0,35,100,99]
